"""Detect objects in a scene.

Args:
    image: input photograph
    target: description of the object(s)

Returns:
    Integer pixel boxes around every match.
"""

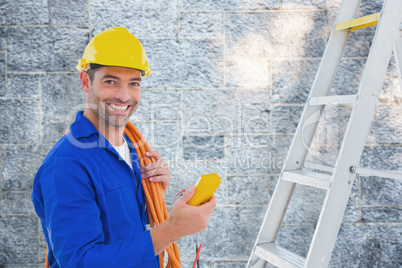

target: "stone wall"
[0,0,401,267]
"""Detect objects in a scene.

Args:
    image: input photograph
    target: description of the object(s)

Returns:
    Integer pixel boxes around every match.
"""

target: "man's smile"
[108,103,131,113]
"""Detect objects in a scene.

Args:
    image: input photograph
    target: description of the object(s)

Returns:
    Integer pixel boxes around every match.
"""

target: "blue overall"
[32,111,159,267]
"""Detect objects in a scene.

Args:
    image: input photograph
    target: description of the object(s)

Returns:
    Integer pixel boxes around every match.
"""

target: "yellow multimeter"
[187,173,221,206]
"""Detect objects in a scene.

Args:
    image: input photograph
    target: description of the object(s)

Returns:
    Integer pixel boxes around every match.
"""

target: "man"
[32,27,216,267]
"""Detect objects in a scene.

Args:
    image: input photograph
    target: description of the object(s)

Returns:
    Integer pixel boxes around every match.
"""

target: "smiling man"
[32,27,216,268]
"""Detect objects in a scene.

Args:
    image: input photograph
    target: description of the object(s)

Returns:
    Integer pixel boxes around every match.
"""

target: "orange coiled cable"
[124,121,181,268]
[44,123,181,268]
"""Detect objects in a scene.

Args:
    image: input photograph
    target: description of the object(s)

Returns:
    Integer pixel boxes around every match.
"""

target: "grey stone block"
[239,90,271,134]
[227,135,292,175]
[0,28,5,51]
[315,145,340,167]
[181,0,280,11]
[330,59,365,96]
[282,183,326,224]
[166,161,227,205]
[226,59,270,88]
[177,206,266,260]
[38,229,47,263]
[151,122,182,160]
[180,12,223,38]
[331,225,401,267]
[2,145,51,191]
[344,31,375,58]
[357,0,383,17]
[379,79,402,104]
[361,146,402,171]
[42,73,85,122]
[272,105,303,134]
[225,12,325,60]
[361,175,402,206]
[282,0,325,9]
[316,105,352,146]
[212,262,247,268]
[0,99,40,144]
[0,216,38,263]
[276,224,315,257]
[2,262,45,268]
[5,74,40,99]
[184,90,234,136]
[7,27,89,72]
[42,122,69,144]
[50,0,89,26]
[142,39,223,88]
[2,265,43,268]
[91,0,177,38]
[183,89,270,136]
[132,90,182,121]
[227,175,270,205]
[367,105,402,145]
[362,206,402,223]
[272,59,321,104]
[2,191,35,214]
[183,136,224,160]
[180,261,209,268]
[134,121,182,161]
[387,53,401,78]
[360,146,402,206]
[0,0,49,26]
[0,52,4,95]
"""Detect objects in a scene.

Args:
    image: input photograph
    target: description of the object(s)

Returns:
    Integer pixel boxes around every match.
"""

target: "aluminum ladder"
[247,0,402,267]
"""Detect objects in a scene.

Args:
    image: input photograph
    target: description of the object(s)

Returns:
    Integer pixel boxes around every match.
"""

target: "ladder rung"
[282,170,332,190]
[335,12,381,31]
[254,243,305,268]
[308,94,357,106]
[304,162,334,173]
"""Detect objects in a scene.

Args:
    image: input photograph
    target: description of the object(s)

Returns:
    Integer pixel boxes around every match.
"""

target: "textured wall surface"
[0,0,401,267]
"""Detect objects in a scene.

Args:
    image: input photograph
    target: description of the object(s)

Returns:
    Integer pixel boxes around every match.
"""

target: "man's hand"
[149,185,217,255]
[168,185,217,237]
[140,151,170,193]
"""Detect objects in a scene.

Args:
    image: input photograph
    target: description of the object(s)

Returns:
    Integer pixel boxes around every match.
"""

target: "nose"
[116,85,130,103]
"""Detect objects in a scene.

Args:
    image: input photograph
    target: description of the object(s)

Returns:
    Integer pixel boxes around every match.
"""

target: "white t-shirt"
[112,138,133,169]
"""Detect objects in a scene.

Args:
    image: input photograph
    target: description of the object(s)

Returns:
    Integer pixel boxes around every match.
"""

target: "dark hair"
[86,63,103,83]
[86,63,145,83]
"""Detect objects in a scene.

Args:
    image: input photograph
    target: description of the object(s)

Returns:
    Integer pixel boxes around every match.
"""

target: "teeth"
[109,104,128,111]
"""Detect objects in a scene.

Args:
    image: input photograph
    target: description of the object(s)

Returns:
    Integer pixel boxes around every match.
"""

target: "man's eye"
[131,82,140,87]
[105,80,115,85]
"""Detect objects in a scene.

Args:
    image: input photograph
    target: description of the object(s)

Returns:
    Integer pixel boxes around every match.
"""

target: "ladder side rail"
[284,1,362,171]
[247,1,362,267]
[305,1,402,267]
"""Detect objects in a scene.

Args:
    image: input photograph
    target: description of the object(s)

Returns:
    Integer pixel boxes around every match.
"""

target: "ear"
[80,71,90,93]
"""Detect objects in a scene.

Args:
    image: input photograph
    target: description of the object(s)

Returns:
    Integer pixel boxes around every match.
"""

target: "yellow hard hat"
[76,27,152,77]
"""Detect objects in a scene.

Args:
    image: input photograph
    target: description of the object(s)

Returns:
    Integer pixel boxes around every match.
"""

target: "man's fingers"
[140,160,160,173]
[198,195,217,211]
[177,186,195,204]
[146,174,169,183]
[141,167,169,179]
[141,158,169,173]
[145,150,161,160]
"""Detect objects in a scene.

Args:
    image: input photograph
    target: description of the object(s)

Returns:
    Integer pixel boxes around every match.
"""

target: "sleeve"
[39,157,158,268]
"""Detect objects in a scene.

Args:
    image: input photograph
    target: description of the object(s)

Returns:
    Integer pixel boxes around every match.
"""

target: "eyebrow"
[101,75,142,82]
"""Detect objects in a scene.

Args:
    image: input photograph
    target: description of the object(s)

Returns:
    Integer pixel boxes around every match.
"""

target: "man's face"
[87,66,142,128]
